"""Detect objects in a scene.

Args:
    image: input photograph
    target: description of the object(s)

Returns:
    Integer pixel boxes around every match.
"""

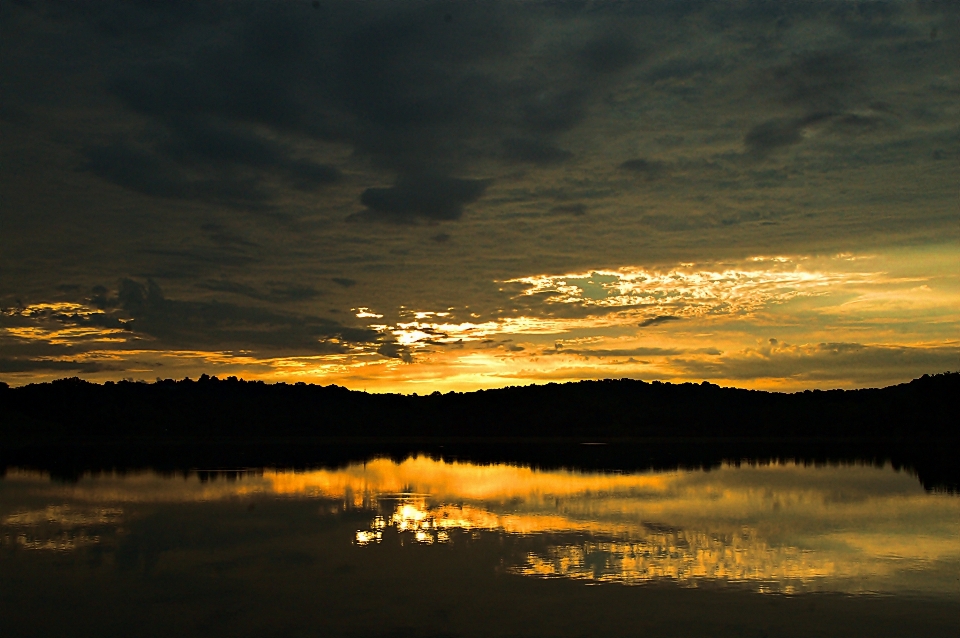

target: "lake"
[2,455,958,637]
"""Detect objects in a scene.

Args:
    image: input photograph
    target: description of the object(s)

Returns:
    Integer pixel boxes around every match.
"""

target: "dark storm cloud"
[84,278,378,351]
[83,142,266,206]
[82,121,341,208]
[639,315,682,328]
[357,175,490,222]
[828,111,892,136]
[742,109,889,155]
[200,223,259,250]
[741,24,909,157]
[20,1,657,219]
[376,342,413,364]
[0,358,116,374]
[619,158,667,179]
[641,214,709,233]
[645,56,722,84]
[197,280,321,303]
[743,118,803,153]
[139,247,261,277]
[550,203,588,217]
[502,138,573,166]
[765,51,862,112]
[117,278,354,346]
[743,115,823,155]
[578,33,647,75]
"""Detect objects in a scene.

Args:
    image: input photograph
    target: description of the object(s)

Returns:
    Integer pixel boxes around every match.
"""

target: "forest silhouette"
[1,372,956,490]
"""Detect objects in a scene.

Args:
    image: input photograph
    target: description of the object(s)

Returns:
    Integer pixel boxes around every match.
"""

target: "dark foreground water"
[2,456,958,637]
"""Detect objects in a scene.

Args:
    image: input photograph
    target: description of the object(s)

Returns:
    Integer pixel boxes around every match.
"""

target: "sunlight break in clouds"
[1,252,957,391]
[505,259,880,316]
[362,256,893,350]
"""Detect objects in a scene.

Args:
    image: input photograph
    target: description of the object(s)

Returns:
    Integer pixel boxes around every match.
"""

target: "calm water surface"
[2,457,958,637]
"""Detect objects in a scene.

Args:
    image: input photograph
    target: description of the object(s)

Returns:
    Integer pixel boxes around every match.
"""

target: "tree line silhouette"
[1,372,956,438]
[1,373,956,491]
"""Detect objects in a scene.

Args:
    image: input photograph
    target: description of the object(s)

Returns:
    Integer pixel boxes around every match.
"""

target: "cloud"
[766,51,862,112]
[619,158,667,179]
[549,203,587,217]
[41,1,665,221]
[578,33,646,75]
[197,280,321,303]
[507,262,878,316]
[743,113,834,155]
[0,358,115,374]
[559,346,719,358]
[357,175,490,222]
[156,118,341,189]
[639,315,682,328]
[2,300,130,333]
[674,341,960,385]
[641,214,710,233]
[3,280,378,354]
[199,223,260,249]
[502,138,573,166]
[645,56,721,84]
[3,2,958,389]
[377,342,413,363]
[82,125,340,208]
[743,119,806,154]
[113,278,376,350]
[82,143,249,203]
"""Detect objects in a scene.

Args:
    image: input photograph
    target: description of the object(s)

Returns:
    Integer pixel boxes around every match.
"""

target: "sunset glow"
[2,1,957,391]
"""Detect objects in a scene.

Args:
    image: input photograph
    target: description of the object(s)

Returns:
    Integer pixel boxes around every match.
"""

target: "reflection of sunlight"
[3,505,123,527]
[393,502,430,531]
[354,530,381,545]
[11,531,103,552]
[2,505,124,552]
[515,535,840,592]
[4,458,958,594]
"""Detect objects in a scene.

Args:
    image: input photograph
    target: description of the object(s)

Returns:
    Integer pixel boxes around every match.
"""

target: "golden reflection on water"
[2,457,958,594]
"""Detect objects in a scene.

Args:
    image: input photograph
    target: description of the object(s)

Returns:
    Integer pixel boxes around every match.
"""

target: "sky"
[1,0,958,392]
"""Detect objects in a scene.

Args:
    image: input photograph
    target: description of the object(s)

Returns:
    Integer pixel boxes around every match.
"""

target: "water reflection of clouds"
[517,537,833,593]
[2,458,957,594]
[2,505,124,552]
